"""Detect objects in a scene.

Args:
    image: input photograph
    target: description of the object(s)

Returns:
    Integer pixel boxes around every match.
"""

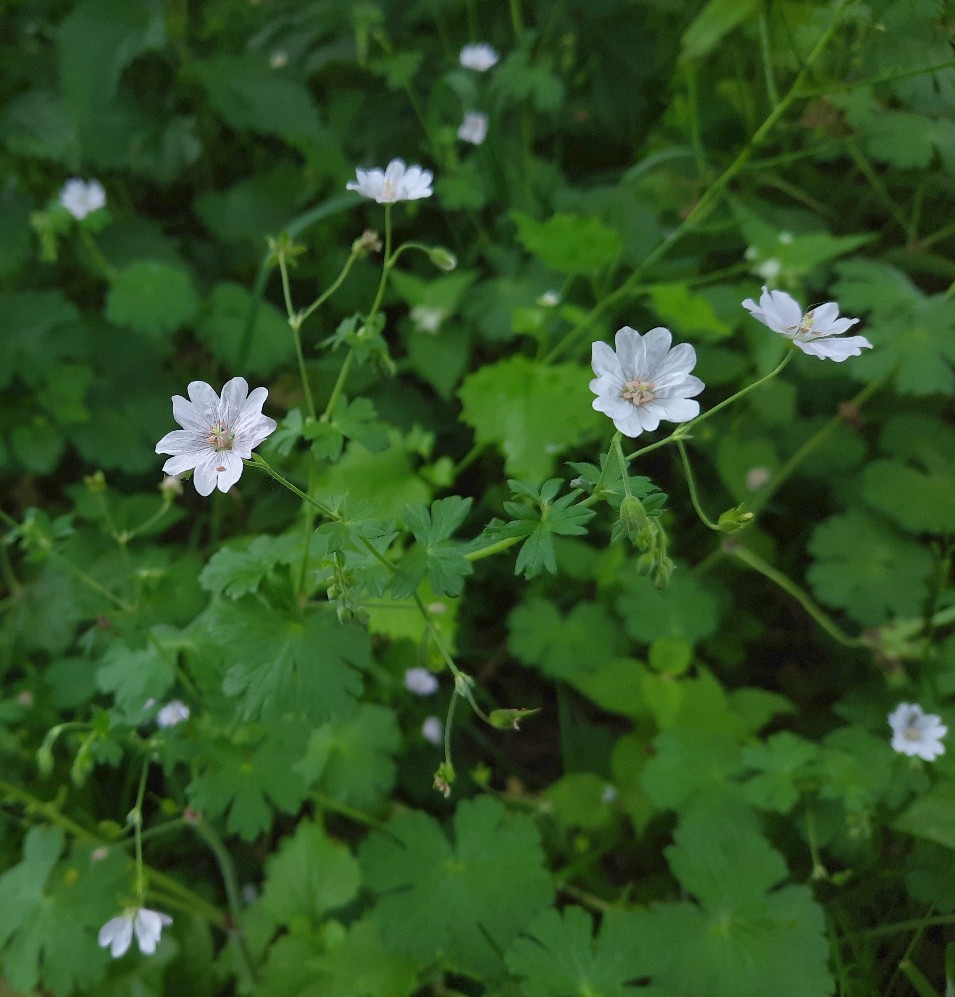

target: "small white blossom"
[155,377,276,496]
[346,159,433,203]
[59,178,106,220]
[405,667,439,696]
[156,700,190,728]
[457,111,489,145]
[98,907,172,958]
[411,305,447,333]
[889,703,947,761]
[745,467,771,491]
[269,50,288,69]
[601,784,618,804]
[422,715,443,745]
[754,257,782,282]
[538,290,560,307]
[459,43,499,71]
[742,286,872,362]
[590,326,704,438]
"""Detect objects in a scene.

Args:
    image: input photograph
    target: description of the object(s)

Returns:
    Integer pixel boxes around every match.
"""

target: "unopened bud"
[433,761,455,798]
[619,495,649,535]
[84,471,106,493]
[717,505,755,533]
[428,247,457,272]
[160,475,183,499]
[489,707,541,731]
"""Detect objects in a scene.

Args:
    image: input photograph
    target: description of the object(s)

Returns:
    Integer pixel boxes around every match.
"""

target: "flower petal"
[214,450,245,492]
[796,335,873,361]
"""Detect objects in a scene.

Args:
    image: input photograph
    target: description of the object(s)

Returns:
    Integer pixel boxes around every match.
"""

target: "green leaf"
[835,260,955,396]
[647,283,732,340]
[187,726,309,841]
[505,906,651,996]
[740,732,819,814]
[511,211,623,275]
[295,704,401,809]
[391,497,474,598]
[211,600,370,724]
[641,728,741,809]
[197,283,295,378]
[0,830,128,996]
[807,510,934,626]
[95,639,176,720]
[191,55,321,143]
[895,784,955,849]
[681,0,759,60]
[616,566,721,647]
[360,796,553,980]
[106,261,199,336]
[328,397,390,456]
[635,798,832,996]
[262,821,361,925]
[507,598,617,681]
[459,356,602,481]
[199,533,303,599]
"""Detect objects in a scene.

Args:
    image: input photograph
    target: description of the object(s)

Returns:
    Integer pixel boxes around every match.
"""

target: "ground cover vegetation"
[1,0,955,993]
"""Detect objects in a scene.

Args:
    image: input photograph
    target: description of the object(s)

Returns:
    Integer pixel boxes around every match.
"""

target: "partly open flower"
[459,43,499,71]
[590,326,704,438]
[155,377,276,496]
[888,703,947,761]
[742,286,872,361]
[98,907,172,958]
[59,178,106,220]
[346,159,433,203]
[156,700,190,729]
[457,111,489,145]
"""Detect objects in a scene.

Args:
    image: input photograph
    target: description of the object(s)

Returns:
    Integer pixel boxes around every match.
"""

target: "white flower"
[405,667,439,696]
[745,467,771,491]
[590,326,704,439]
[754,257,782,282]
[422,715,443,745]
[59,178,106,220]
[155,377,276,497]
[457,111,489,145]
[269,50,288,69]
[156,700,190,728]
[601,784,618,804]
[538,290,560,308]
[98,907,172,958]
[346,159,433,203]
[742,286,872,362]
[411,305,447,333]
[459,43,499,71]
[889,703,947,761]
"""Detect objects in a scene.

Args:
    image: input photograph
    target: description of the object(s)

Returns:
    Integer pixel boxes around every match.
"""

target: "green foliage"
[390,496,474,598]
[360,796,553,980]
[106,262,199,336]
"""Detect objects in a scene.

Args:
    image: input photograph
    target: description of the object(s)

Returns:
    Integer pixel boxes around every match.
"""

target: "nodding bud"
[717,505,755,533]
[619,495,649,534]
[84,471,107,493]
[428,247,457,272]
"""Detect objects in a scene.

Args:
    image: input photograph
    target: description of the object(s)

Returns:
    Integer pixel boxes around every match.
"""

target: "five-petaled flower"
[459,43,499,71]
[346,159,433,203]
[155,377,276,496]
[59,178,106,220]
[888,703,947,761]
[98,907,172,958]
[457,111,489,145]
[742,286,872,362]
[590,326,704,438]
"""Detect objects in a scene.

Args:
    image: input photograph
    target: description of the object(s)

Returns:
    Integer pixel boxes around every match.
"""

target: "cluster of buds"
[616,495,673,588]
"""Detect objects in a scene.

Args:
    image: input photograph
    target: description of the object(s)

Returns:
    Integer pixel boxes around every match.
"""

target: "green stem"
[131,756,150,900]
[676,439,720,531]
[320,348,355,424]
[543,0,852,364]
[463,535,522,563]
[757,11,780,107]
[124,497,174,542]
[246,454,336,520]
[191,816,258,983]
[79,229,118,282]
[727,542,867,648]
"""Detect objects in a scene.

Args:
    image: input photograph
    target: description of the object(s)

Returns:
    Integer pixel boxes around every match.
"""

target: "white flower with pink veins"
[742,286,872,361]
[155,377,276,496]
[590,326,704,439]
[346,159,433,203]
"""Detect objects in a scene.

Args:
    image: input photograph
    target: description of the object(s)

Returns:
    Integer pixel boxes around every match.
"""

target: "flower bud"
[433,761,455,798]
[489,707,541,731]
[717,504,755,533]
[352,229,382,256]
[619,495,649,534]
[428,247,457,272]
[84,471,107,493]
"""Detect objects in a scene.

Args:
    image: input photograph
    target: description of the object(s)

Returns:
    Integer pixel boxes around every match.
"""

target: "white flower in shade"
[742,286,872,362]
[98,907,172,958]
[155,377,276,497]
[459,43,499,71]
[59,178,106,220]
[600,784,618,804]
[590,326,704,439]
[404,667,439,696]
[156,700,190,729]
[457,111,489,145]
[889,703,947,761]
[411,305,447,333]
[346,159,433,203]
[422,715,443,745]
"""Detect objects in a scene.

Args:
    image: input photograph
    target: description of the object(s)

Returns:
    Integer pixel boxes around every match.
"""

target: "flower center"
[904,713,923,739]
[205,421,235,452]
[794,310,820,340]
[381,178,397,200]
[621,378,655,406]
